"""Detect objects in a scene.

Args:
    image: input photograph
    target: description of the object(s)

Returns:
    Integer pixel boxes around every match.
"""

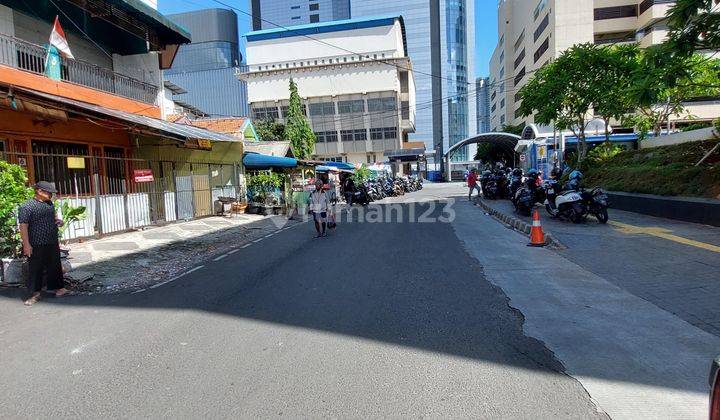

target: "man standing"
[309,179,329,237]
[342,175,355,205]
[467,168,481,200]
[18,181,68,306]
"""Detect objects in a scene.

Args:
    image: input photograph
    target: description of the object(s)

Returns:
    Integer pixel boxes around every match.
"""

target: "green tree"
[590,45,640,143]
[255,119,285,141]
[474,142,512,164]
[0,161,33,258]
[520,43,598,162]
[666,0,720,55]
[499,122,525,136]
[284,79,316,159]
[627,47,720,137]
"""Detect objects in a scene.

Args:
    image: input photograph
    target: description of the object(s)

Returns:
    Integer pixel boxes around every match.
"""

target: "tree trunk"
[603,117,611,143]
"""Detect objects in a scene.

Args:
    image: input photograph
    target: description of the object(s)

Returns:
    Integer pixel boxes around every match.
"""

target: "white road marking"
[212,254,228,261]
[252,238,263,243]
[131,288,146,294]
[240,243,252,249]
[227,249,240,254]
[149,265,205,289]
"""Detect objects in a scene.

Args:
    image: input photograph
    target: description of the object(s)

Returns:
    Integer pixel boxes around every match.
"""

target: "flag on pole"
[49,16,74,59]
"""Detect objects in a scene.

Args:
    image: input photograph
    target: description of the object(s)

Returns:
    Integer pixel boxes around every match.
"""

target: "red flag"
[49,16,74,59]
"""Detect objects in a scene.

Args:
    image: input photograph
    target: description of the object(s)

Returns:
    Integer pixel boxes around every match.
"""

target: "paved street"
[1,183,719,419]
[480,196,720,336]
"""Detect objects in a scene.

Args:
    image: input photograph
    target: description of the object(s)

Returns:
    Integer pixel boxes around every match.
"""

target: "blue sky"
[159,0,496,77]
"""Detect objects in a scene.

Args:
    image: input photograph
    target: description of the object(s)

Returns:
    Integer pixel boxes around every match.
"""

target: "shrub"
[0,162,33,258]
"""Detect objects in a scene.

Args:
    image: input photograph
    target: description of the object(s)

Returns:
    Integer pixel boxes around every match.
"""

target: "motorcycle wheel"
[595,208,609,224]
[545,204,559,218]
[569,210,583,224]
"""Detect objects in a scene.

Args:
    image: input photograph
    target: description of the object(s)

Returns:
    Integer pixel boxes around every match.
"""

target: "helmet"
[526,168,539,178]
[568,170,583,181]
[512,168,523,176]
[550,167,563,179]
[482,170,491,176]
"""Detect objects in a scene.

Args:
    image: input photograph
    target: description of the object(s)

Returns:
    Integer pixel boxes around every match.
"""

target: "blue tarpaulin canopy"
[321,161,356,171]
[243,153,297,170]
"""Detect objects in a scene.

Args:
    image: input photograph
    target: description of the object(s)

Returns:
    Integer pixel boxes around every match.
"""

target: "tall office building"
[166,9,249,117]
[250,0,350,30]
[489,0,719,132]
[351,0,476,165]
[476,77,490,134]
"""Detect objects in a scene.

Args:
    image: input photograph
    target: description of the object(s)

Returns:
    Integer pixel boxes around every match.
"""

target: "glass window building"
[250,0,351,30]
[350,0,476,165]
[166,9,249,117]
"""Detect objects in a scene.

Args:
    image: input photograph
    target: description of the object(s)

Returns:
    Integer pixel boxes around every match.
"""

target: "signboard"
[67,156,85,169]
[537,145,547,159]
[183,139,213,150]
[519,153,526,162]
[133,169,154,183]
[197,139,212,149]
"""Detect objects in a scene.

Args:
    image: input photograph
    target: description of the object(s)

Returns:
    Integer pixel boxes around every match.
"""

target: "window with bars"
[309,102,336,116]
[309,3,319,10]
[281,104,307,117]
[369,127,397,140]
[338,100,364,114]
[252,106,279,120]
[31,140,90,195]
[310,14,319,23]
[314,131,338,143]
[367,97,396,112]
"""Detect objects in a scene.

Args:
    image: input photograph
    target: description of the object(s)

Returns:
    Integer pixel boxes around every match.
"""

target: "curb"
[473,198,565,249]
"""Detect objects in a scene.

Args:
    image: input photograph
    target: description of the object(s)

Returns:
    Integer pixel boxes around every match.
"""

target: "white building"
[490,0,720,131]
[238,15,417,166]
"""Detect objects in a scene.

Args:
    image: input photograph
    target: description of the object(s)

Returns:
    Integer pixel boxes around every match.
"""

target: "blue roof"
[245,15,406,54]
[321,161,356,171]
[243,153,297,170]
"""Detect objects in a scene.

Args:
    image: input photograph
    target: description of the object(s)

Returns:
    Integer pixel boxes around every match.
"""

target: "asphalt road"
[482,196,720,336]
[0,188,605,418]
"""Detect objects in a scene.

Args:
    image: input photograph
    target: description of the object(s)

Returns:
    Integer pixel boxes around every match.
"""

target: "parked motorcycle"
[513,169,544,216]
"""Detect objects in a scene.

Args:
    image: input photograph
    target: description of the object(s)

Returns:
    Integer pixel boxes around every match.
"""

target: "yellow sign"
[537,145,546,159]
[198,139,212,149]
[67,156,85,169]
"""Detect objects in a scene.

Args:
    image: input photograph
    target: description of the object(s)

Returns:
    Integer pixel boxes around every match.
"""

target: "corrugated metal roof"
[13,87,240,143]
[189,118,249,135]
[242,141,292,157]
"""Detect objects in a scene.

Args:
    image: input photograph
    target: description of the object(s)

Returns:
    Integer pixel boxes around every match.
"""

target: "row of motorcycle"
[479,167,610,224]
[347,176,424,205]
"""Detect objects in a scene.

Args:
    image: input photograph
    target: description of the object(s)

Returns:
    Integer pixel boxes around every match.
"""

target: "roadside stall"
[242,152,297,215]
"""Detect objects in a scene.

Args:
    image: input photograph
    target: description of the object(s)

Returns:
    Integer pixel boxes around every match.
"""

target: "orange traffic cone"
[527,209,546,247]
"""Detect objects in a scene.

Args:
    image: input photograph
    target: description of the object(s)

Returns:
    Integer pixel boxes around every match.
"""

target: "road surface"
[1,183,718,419]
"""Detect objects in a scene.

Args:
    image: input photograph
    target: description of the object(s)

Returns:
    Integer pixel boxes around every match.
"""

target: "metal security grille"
[2,151,242,240]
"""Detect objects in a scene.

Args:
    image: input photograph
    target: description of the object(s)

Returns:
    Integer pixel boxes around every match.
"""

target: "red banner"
[133,169,154,183]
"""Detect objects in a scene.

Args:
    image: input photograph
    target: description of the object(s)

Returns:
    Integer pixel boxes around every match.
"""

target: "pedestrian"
[18,181,69,306]
[326,180,338,231]
[342,175,355,205]
[308,179,329,237]
[467,168,481,200]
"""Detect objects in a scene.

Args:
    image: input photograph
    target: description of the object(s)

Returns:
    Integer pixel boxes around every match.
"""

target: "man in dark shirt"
[18,181,68,306]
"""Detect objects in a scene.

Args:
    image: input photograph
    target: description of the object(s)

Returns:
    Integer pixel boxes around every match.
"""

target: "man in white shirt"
[309,179,329,237]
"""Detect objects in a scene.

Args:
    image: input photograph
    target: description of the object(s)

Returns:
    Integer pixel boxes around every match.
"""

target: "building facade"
[489,0,720,132]
[166,9,249,117]
[0,2,247,240]
[476,77,491,134]
[350,0,476,165]
[250,0,350,30]
[239,15,416,166]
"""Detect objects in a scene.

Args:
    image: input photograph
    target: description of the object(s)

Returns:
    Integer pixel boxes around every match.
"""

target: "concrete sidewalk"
[475,196,720,338]
[63,213,301,293]
[450,193,720,419]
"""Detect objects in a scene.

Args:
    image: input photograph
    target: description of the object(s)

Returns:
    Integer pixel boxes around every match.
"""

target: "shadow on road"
[0,196,705,396]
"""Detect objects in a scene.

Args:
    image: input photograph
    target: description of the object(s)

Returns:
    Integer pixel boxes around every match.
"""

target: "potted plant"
[0,161,33,284]
[247,171,284,215]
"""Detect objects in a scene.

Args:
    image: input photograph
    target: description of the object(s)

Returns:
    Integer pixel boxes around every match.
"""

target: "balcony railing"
[0,33,158,105]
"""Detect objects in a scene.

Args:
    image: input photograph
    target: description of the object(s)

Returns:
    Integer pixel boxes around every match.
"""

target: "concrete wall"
[639,127,719,149]
[0,5,13,36]
[245,63,401,102]
[246,21,405,66]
